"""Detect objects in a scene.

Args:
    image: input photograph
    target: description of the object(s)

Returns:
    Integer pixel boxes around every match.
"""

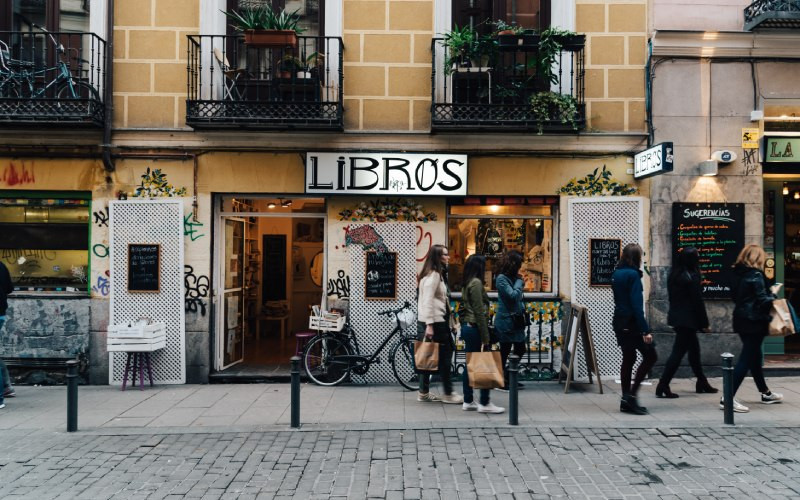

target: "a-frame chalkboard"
[559,303,603,394]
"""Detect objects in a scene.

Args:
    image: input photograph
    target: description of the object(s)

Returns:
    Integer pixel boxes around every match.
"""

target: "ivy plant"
[557,165,637,196]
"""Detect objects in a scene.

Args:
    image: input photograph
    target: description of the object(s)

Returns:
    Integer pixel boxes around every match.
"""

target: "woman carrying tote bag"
[493,250,527,393]
[460,255,504,414]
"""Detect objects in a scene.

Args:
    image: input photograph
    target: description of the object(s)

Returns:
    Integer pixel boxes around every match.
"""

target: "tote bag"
[466,349,504,389]
[414,339,440,372]
[769,298,796,337]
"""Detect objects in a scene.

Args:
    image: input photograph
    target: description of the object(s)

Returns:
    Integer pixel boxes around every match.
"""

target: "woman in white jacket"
[416,244,462,404]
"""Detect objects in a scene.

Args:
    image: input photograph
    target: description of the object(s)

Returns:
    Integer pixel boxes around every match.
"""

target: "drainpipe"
[102,0,115,173]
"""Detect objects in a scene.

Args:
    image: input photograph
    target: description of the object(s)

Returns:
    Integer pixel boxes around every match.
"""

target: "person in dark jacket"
[611,243,656,415]
[726,244,783,413]
[656,247,717,398]
[494,250,527,392]
[0,260,12,409]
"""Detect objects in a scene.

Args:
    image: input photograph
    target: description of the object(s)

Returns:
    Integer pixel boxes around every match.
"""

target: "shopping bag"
[789,301,800,333]
[769,298,796,336]
[466,349,504,389]
[414,339,440,372]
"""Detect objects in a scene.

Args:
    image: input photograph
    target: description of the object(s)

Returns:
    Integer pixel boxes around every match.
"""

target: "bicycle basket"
[396,308,416,330]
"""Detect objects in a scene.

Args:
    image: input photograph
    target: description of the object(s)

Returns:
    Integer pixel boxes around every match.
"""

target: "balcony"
[745,0,800,30]
[431,34,585,133]
[0,31,105,127]
[186,35,343,130]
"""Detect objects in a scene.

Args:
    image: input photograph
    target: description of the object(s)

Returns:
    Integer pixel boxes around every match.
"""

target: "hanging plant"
[557,165,637,196]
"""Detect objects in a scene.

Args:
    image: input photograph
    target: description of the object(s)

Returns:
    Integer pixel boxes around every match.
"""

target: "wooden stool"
[294,331,316,357]
[122,352,155,391]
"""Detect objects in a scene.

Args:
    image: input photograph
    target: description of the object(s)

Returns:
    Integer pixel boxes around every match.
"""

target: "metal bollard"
[721,352,735,425]
[290,356,301,429]
[66,360,79,432]
[508,355,519,426]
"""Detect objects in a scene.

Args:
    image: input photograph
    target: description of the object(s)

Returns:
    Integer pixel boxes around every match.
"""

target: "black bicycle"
[302,301,419,390]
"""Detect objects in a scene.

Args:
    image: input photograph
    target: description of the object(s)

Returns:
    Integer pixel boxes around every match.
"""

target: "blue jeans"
[461,325,490,406]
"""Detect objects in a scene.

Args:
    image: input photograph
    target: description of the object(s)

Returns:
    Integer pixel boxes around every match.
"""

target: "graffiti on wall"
[1,249,56,264]
[1,162,35,186]
[132,167,187,198]
[185,265,209,316]
[183,213,205,241]
[93,207,109,227]
[742,148,759,176]
[92,244,109,258]
[416,226,433,262]
[326,269,350,299]
[344,225,388,253]
[92,270,110,297]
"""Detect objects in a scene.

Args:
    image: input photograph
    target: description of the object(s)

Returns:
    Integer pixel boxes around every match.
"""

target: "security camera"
[711,150,737,163]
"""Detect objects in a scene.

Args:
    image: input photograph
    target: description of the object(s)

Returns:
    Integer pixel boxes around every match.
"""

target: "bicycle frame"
[326,303,414,369]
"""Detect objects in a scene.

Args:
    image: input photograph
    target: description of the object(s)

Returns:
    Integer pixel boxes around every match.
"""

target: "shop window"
[0,193,91,293]
[1,0,91,32]
[447,200,555,294]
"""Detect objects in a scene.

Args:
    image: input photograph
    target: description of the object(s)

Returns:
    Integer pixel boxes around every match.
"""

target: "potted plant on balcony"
[442,24,495,74]
[492,20,538,49]
[529,91,579,134]
[278,51,323,80]
[224,5,304,48]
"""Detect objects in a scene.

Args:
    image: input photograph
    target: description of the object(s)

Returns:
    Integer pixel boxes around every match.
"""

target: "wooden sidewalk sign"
[559,303,603,394]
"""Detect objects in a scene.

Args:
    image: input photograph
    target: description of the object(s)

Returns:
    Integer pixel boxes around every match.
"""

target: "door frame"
[212,196,328,371]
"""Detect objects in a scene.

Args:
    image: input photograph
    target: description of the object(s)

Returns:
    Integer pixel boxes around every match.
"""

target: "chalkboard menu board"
[589,238,621,287]
[128,244,160,292]
[365,251,397,299]
[672,203,745,299]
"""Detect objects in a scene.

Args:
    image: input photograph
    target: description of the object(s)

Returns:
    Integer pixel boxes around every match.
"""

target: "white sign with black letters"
[305,152,468,196]
[634,142,674,179]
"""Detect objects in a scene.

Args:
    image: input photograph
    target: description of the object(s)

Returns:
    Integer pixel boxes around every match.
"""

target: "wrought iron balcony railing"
[431,35,585,133]
[744,0,800,30]
[0,30,105,127]
[186,35,343,130]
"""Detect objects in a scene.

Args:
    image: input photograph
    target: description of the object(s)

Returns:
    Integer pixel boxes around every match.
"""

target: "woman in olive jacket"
[727,244,783,413]
[656,247,717,398]
[494,250,526,392]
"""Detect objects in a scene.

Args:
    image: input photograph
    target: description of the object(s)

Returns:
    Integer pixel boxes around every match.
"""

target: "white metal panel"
[109,200,186,385]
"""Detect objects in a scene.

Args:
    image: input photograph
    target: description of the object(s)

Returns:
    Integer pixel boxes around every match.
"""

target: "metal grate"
[568,197,645,378]
[109,200,185,385]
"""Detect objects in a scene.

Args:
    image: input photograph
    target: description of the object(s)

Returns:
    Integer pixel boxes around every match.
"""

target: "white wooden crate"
[309,315,345,332]
[107,335,167,352]
[108,321,166,339]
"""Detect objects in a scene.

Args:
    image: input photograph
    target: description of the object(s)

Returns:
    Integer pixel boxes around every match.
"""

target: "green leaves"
[529,91,579,135]
[222,6,304,33]
[557,165,637,197]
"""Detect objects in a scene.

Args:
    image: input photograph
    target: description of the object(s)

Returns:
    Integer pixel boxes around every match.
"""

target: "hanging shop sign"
[305,152,468,196]
[672,203,745,299]
[633,142,673,179]
[764,137,799,163]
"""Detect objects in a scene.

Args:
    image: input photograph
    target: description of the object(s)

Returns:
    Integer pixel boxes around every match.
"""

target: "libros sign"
[633,142,673,179]
[305,152,468,196]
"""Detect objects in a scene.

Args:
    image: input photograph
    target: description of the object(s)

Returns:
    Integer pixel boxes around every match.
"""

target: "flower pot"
[553,34,585,50]
[497,33,540,50]
[244,29,298,48]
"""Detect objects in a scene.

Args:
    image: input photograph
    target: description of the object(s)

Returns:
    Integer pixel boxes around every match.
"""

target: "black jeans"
[500,341,526,388]
[461,324,490,405]
[659,327,706,385]
[733,333,769,395]
[620,337,657,396]
[418,322,454,395]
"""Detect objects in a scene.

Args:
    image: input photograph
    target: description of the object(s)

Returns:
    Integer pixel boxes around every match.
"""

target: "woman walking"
[726,244,784,413]
[656,247,717,398]
[611,243,657,415]
[416,244,462,404]
[459,255,504,414]
[493,250,527,393]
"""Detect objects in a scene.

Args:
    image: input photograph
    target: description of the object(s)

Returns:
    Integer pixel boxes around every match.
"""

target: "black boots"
[620,394,648,415]
[696,377,719,394]
[655,382,679,399]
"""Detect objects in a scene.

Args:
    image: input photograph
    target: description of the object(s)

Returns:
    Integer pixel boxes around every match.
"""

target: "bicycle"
[0,24,100,103]
[302,301,420,390]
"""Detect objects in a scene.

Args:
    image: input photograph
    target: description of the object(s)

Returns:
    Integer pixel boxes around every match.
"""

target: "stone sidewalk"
[1,375,800,433]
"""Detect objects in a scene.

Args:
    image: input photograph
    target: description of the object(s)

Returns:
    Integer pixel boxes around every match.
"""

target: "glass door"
[218,217,246,369]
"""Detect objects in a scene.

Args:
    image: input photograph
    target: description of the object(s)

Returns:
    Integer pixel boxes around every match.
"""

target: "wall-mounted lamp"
[281,199,292,208]
[267,201,276,209]
[698,160,718,177]
[784,183,790,196]
[795,191,799,200]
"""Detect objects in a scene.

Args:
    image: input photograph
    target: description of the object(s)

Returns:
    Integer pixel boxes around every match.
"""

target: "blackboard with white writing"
[672,203,745,299]
[365,251,397,300]
[589,238,621,287]
[128,244,160,292]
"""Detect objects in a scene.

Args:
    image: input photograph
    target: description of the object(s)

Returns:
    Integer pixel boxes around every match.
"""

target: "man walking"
[0,260,13,408]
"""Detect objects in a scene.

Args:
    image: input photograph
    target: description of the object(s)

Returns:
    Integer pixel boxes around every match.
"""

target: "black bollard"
[66,359,79,432]
[290,356,301,429]
[508,354,519,425]
[721,352,734,425]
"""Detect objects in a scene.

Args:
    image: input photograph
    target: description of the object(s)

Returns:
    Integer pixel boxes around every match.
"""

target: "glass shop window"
[447,199,555,294]
[0,194,91,293]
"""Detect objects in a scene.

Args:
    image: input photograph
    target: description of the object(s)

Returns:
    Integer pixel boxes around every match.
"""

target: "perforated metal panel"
[109,200,185,385]
[568,197,645,378]
[348,223,418,383]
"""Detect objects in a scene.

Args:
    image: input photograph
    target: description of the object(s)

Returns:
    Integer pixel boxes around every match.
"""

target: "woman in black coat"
[656,247,716,398]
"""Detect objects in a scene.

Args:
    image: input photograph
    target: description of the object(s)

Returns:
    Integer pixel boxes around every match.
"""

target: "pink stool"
[294,331,316,357]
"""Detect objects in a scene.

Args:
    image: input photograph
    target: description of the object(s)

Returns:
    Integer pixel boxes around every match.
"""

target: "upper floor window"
[0,0,90,32]
[226,0,322,36]
[453,0,549,35]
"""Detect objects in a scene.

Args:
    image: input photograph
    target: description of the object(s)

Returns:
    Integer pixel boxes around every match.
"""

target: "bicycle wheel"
[0,79,20,98]
[391,336,419,391]
[56,80,100,116]
[302,335,352,386]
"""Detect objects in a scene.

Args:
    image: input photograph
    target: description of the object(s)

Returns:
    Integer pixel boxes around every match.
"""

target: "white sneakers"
[462,401,478,411]
[761,391,784,404]
[418,392,463,404]
[417,392,440,402]
[478,403,505,414]
[719,398,750,413]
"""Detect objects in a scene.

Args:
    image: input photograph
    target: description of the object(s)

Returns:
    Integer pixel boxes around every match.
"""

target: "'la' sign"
[634,142,674,179]
[305,152,468,196]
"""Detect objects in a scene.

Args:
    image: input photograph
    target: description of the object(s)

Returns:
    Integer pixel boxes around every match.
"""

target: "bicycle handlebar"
[31,24,64,54]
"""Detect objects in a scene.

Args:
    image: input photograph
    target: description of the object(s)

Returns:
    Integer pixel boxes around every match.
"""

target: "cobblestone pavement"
[1,426,800,499]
